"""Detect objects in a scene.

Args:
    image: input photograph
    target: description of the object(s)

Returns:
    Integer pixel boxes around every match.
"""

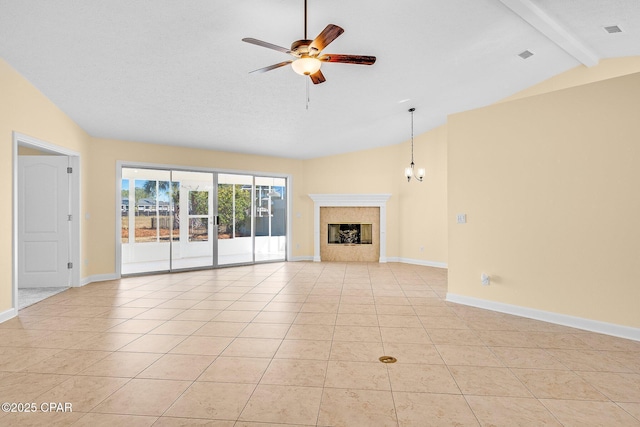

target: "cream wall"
[0,58,91,313]
[448,71,640,328]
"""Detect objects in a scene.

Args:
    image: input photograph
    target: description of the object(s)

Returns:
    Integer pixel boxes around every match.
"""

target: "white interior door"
[18,155,70,288]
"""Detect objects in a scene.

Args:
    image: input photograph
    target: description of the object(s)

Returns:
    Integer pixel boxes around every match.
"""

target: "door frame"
[12,132,81,311]
[115,161,292,277]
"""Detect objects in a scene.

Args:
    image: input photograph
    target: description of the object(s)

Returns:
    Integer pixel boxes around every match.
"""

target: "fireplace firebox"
[328,223,373,245]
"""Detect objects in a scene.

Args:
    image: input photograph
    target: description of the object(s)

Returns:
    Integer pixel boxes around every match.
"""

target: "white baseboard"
[79,273,119,287]
[387,257,448,269]
[289,256,314,262]
[446,293,640,342]
[0,307,18,323]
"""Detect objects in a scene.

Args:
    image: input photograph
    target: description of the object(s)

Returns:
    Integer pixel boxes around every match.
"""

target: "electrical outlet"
[456,213,467,224]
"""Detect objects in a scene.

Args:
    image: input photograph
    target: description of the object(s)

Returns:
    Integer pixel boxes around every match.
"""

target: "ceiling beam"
[498,0,599,67]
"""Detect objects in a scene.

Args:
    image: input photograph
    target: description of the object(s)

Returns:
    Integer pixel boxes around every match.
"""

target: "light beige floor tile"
[69,332,143,351]
[238,323,290,339]
[226,301,269,311]
[107,319,166,334]
[512,368,608,400]
[198,357,271,383]
[0,410,83,426]
[547,349,633,372]
[119,334,186,353]
[325,361,391,390]
[541,399,640,426]
[449,365,532,397]
[335,313,377,326]
[221,338,282,358]
[0,347,62,371]
[252,311,298,324]
[241,384,322,424]
[388,363,460,393]
[214,310,260,322]
[382,342,445,364]
[293,312,337,325]
[380,327,431,344]
[476,330,539,347]
[337,303,377,314]
[137,353,215,380]
[333,325,381,342]
[0,372,69,401]
[617,402,640,421]
[97,307,151,319]
[80,351,162,377]
[153,417,234,426]
[274,339,332,360]
[171,309,221,321]
[73,412,158,426]
[194,321,247,337]
[260,359,327,387]
[375,305,416,315]
[435,344,504,367]
[377,315,423,328]
[93,378,191,416]
[466,395,562,426]
[490,347,567,370]
[133,308,184,320]
[285,324,334,340]
[25,349,111,375]
[427,328,485,345]
[35,375,128,412]
[573,332,640,352]
[394,392,479,426]
[330,341,385,362]
[420,315,470,330]
[164,381,255,419]
[318,388,398,427]
[149,320,206,335]
[168,335,233,356]
[525,332,591,349]
[577,371,640,402]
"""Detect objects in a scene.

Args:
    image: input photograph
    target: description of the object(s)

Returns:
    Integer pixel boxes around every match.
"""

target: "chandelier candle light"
[404,108,425,182]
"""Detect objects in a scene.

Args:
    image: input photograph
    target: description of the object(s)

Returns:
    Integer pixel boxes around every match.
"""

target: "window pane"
[135,179,157,243]
[234,185,252,238]
[189,218,208,242]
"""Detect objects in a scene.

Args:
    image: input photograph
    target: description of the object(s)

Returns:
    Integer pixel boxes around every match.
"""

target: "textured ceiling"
[1,0,639,159]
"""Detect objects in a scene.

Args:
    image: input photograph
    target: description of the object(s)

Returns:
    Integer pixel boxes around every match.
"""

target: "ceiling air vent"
[518,50,534,60]
[603,25,622,34]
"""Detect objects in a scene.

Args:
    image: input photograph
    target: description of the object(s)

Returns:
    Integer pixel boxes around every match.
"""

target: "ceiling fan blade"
[242,38,294,56]
[249,61,293,74]
[309,24,344,54]
[319,54,376,65]
[309,69,326,85]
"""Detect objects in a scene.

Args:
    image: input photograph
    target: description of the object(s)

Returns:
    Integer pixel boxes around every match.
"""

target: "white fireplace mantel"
[309,194,392,263]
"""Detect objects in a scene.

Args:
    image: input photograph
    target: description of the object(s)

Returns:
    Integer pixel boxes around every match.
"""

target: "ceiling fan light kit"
[242,0,375,84]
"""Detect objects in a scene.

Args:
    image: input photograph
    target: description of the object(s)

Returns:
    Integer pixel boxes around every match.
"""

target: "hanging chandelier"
[404,108,425,182]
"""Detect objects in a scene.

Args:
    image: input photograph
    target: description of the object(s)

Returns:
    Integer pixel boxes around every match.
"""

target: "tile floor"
[1,262,639,426]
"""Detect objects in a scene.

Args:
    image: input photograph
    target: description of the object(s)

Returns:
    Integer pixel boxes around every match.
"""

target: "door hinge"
[67,167,73,173]
[67,262,73,269]
[68,214,72,221]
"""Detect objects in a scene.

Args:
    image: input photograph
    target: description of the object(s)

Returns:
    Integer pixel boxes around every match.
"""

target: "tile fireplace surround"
[309,194,391,263]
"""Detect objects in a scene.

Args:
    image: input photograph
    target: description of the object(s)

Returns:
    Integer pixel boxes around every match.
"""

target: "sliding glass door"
[121,167,286,275]
[255,176,287,262]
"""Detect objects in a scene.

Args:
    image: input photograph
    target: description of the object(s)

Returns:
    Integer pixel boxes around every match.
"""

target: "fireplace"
[328,223,373,245]
[309,194,391,263]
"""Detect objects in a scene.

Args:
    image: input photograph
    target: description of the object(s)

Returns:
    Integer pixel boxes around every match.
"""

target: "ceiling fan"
[242,0,376,84]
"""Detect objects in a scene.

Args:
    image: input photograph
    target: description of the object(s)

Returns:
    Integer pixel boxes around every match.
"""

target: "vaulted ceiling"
[1,0,639,159]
